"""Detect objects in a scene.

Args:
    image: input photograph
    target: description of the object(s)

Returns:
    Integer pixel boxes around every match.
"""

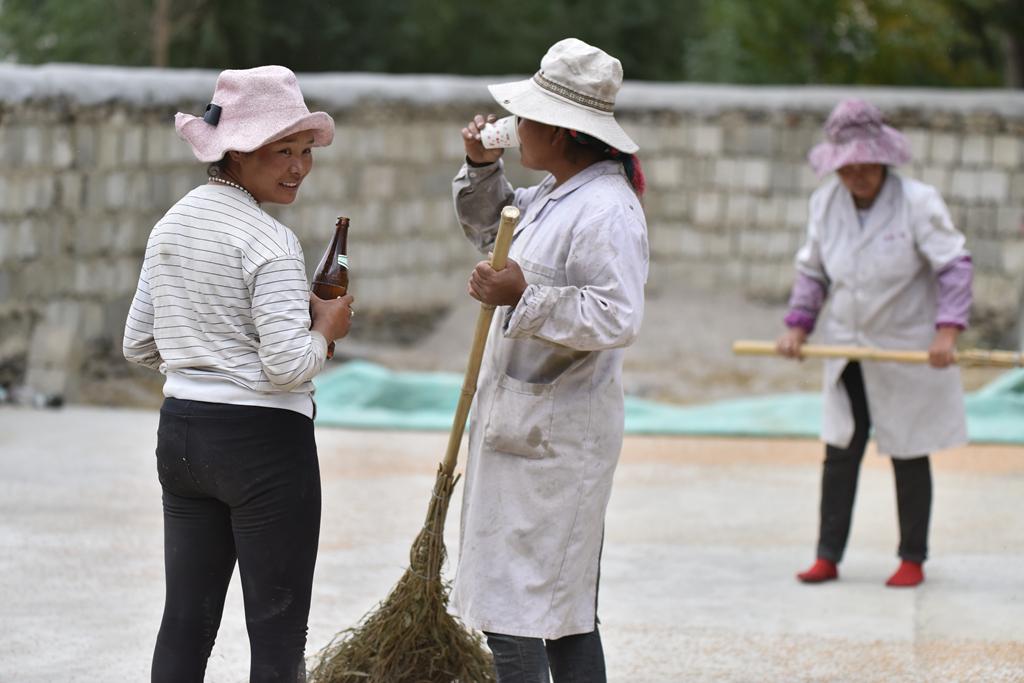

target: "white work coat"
[796,172,968,457]
[450,159,648,639]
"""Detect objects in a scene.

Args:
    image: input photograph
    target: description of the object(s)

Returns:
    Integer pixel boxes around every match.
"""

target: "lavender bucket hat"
[808,98,911,178]
[175,65,334,163]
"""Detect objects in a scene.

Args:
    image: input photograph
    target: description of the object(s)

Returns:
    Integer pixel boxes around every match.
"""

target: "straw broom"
[732,340,1024,367]
[310,206,520,683]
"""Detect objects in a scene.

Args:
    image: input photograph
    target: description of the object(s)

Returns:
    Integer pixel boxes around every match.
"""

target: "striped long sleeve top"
[123,183,327,417]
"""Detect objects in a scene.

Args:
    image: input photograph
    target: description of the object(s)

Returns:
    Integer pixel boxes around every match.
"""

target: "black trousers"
[816,362,932,564]
[485,628,607,683]
[152,398,321,683]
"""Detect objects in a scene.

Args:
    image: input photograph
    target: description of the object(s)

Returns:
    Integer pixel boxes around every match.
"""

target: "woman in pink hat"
[451,38,649,682]
[777,98,972,588]
[123,65,353,682]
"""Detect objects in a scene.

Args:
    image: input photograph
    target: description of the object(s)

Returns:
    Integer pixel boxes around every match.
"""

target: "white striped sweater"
[123,184,327,417]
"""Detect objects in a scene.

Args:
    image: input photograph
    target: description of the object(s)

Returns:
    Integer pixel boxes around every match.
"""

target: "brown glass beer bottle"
[311,216,350,359]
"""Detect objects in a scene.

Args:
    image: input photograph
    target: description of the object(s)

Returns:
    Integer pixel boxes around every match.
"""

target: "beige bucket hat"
[488,38,639,154]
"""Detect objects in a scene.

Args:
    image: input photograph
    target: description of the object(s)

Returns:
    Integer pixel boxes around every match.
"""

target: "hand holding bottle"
[310,292,354,354]
[311,216,352,359]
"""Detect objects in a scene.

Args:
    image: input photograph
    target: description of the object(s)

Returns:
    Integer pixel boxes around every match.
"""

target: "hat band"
[828,120,885,144]
[533,72,615,113]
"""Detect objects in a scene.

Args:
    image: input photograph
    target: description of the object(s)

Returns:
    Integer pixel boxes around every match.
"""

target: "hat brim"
[175,110,335,163]
[808,124,910,177]
[488,78,638,154]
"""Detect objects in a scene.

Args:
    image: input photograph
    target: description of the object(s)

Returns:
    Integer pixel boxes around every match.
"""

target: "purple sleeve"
[783,272,828,333]
[935,254,972,330]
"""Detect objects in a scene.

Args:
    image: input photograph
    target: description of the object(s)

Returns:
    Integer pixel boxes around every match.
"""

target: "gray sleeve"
[452,159,515,254]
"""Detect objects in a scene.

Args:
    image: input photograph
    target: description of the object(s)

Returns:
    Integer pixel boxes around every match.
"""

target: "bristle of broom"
[309,467,495,683]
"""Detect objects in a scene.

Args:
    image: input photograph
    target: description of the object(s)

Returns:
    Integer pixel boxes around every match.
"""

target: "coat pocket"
[483,373,556,459]
[519,258,558,283]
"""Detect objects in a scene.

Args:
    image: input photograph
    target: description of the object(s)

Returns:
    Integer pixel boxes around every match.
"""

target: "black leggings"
[817,362,932,564]
[152,398,321,683]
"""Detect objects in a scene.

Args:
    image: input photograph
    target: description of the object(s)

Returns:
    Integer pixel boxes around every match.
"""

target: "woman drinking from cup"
[451,38,649,682]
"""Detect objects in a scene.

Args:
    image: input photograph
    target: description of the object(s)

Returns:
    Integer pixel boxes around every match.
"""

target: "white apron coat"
[449,159,648,639]
[796,172,968,457]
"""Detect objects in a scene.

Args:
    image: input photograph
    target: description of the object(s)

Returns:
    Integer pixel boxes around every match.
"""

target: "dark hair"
[567,130,646,197]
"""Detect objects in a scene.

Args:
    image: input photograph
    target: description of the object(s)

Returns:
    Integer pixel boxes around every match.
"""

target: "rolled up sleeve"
[453,159,514,254]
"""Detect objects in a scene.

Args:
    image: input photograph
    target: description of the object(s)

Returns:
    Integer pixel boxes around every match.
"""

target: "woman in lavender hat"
[124,65,353,681]
[777,98,972,588]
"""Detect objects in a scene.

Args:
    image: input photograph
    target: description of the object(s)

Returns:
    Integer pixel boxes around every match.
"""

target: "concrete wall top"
[3,63,1024,118]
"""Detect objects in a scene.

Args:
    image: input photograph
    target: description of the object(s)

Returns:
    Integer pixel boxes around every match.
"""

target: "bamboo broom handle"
[732,340,1024,368]
[957,348,1024,367]
[441,206,520,476]
[733,340,929,363]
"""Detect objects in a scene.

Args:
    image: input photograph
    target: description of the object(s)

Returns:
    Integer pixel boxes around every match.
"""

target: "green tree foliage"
[0,0,696,81]
[0,0,153,65]
[688,0,861,84]
[854,0,1003,87]
[687,0,1012,86]
[942,0,1024,86]
[0,0,1018,87]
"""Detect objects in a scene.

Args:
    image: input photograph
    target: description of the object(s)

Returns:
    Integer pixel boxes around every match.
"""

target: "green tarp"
[314,361,1024,444]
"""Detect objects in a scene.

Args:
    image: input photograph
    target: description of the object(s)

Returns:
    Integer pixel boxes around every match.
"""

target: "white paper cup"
[480,116,520,149]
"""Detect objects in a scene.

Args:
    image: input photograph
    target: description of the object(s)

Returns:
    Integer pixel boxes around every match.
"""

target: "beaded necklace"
[209,176,258,204]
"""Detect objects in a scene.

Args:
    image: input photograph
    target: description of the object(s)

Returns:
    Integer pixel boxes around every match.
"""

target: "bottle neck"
[335,230,349,255]
[332,219,349,255]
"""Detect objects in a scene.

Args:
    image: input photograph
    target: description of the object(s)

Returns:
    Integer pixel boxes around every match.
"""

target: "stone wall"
[1,64,1023,400]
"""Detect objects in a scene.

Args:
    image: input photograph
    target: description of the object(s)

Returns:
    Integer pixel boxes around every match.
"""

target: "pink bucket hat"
[175,65,334,163]
[488,38,638,154]
[808,98,911,177]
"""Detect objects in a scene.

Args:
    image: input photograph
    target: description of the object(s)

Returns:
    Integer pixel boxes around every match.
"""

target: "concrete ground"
[1,405,1023,682]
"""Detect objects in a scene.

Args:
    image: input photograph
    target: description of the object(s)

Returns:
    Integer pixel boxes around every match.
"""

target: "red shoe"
[886,560,924,587]
[797,558,838,583]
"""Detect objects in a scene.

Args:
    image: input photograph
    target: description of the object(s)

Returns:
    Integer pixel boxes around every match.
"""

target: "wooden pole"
[732,340,1024,368]
[441,206,519,476]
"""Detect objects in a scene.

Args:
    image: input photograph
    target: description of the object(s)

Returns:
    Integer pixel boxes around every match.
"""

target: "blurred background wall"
[1,64,1022,402]
[1,0,1023,403]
